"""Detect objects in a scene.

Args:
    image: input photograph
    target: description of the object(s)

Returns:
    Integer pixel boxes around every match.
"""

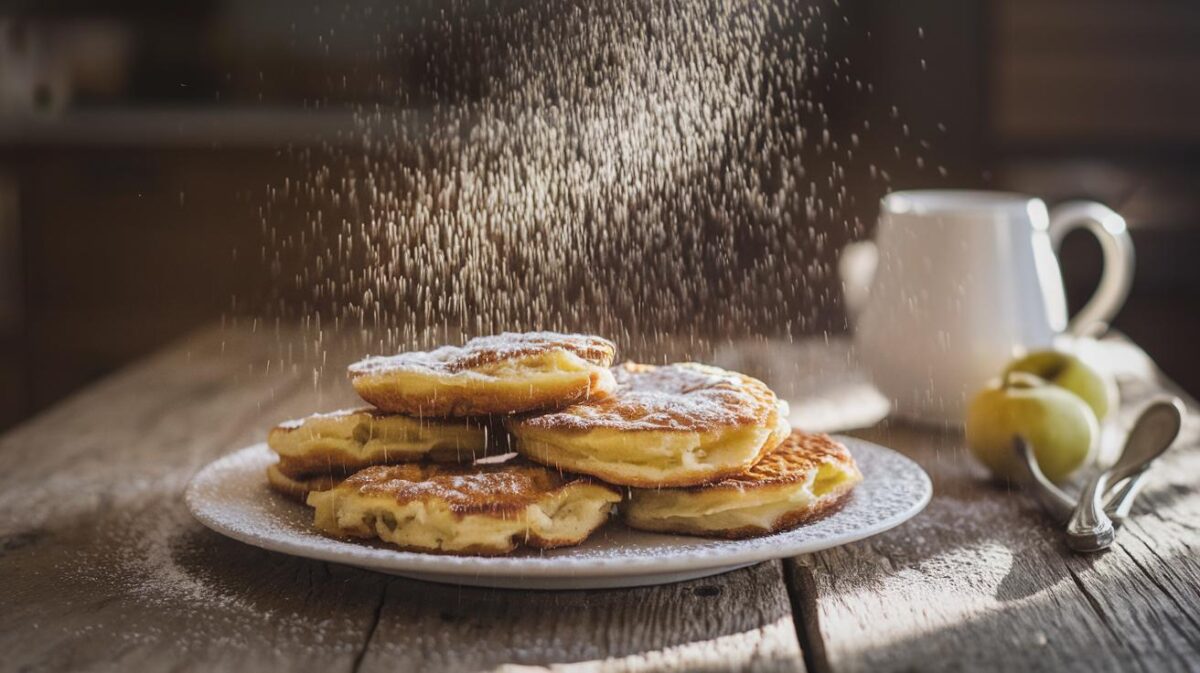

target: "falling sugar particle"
[244,1,943,378]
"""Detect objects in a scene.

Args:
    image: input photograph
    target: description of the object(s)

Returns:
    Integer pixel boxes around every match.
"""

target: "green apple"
[966,373,1098,482]
[1004,350,1116,421]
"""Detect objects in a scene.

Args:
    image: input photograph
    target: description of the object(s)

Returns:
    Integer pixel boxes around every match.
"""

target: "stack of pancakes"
[267,331,862,555]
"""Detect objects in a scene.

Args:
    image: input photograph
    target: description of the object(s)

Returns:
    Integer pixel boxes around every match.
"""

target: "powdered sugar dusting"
[275,407,368,430]
[348,332,616,377]
[516,362,779,432]
[21,467,281,652]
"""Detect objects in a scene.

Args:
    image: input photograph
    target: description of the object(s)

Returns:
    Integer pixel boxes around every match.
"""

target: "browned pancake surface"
[511,362,779,434]
[691,432,855,493]
[337,461,601,516]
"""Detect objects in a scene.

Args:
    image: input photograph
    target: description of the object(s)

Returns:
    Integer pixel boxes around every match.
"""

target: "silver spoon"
[1097,397,1183,527]
[1105,469,1149,528]
[1066,397,1184,552]
[1066,471,1114,552]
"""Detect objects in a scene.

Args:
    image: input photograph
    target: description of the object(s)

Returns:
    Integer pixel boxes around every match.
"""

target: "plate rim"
[185,435,931,579]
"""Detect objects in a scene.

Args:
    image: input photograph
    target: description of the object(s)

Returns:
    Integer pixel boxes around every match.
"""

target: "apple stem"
[1004,371,1044,390]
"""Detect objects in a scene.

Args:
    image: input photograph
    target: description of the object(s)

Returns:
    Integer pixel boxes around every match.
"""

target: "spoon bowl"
[1106,398,1184,487]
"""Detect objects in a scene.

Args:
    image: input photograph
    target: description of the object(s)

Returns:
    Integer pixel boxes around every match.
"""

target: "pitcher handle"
[839,240,878,323]
[1048,201,1135,338]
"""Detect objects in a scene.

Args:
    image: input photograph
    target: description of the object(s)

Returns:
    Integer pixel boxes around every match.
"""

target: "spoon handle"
[1104,469,1149,528]
[1066,471,1116,552]
[1012,436,1075,523]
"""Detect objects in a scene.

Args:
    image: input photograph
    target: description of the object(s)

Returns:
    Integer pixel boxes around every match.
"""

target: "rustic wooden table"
[3,326,1198,672]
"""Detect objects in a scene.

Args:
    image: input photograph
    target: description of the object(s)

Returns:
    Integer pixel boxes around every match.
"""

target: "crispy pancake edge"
[674,432,856,494]
[266,463,343,502]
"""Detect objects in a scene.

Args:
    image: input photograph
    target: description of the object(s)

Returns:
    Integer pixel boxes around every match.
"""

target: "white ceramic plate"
[185,437,930,589]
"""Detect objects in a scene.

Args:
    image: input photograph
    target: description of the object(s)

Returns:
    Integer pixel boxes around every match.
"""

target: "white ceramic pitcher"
[840,190,1134,425]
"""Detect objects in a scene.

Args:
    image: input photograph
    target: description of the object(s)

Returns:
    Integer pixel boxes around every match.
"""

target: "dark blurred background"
[2,0,1199,430]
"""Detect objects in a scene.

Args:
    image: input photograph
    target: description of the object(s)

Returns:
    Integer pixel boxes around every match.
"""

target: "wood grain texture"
[788,341,1200,673]
[356,561,801,673]
[0,325,804,672]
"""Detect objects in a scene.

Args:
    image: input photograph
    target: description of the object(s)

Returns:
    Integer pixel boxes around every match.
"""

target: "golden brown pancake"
[264,408,498,500]
[507,362,791,487]
[622,431,862,538]
[348,332,617,417]
[306,461,621,555]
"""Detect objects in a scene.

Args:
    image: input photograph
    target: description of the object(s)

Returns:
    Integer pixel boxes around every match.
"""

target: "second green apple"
[1004,350,1116,421]
[966,372,1098,482]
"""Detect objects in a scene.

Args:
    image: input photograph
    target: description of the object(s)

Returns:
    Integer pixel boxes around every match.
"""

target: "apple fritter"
[306,461,621,555]
[349,332,616,417]
[622,431,861,538]
[507,362,790,487]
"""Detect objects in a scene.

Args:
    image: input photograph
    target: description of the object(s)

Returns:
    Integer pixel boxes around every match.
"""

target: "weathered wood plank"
[0,326,385,672]
[1061,373,1200,671]
[356,561,801,673]
[0,325,806,672]
[788,343,1200,673]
